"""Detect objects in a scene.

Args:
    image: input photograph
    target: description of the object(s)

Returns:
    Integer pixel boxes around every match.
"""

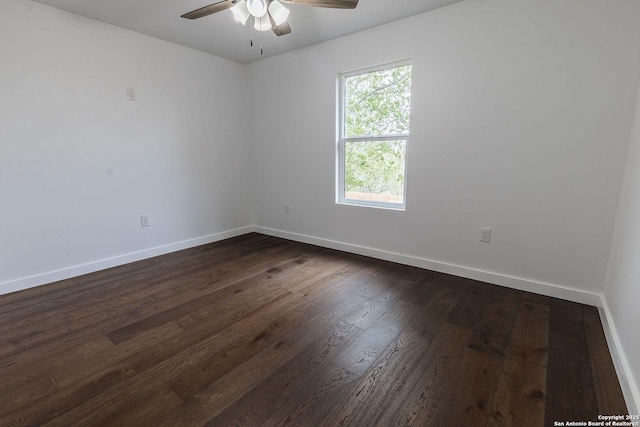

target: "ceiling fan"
[182,0,359,39]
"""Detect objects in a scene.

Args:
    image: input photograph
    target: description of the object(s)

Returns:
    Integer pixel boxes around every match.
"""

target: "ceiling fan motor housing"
[247,0,268,17]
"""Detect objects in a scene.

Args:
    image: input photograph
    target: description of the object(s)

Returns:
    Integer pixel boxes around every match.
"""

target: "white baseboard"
[254,226,602,306]
[0,226,254,296]
[599,300,640,415]
[2,224,602,306]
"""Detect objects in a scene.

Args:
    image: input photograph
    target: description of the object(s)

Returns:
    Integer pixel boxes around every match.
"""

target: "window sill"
[337,199,406,211]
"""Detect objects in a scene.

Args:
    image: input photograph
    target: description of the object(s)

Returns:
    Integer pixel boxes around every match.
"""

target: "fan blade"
[182,0,234,19]
[280,0,358,9]
[269,12,292,36]
[272,21,292,36]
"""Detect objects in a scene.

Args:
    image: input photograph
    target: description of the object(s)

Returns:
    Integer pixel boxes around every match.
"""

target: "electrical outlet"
[284,203,290,214]
[141,215,150,227]
[480,227,491,243]
[126,88,137,101]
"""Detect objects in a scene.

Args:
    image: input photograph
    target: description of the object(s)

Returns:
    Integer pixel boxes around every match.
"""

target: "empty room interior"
[2,0,640,425]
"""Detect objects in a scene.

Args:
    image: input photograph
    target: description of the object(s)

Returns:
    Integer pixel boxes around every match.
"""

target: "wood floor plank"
[209,322,363,426]
[468,288,519,358]
[167,307,311,400]
[344,280,409,330]
[156,316,347,425]
[544,298,600,425]
[104,256,306,344]
[318,286,463,426]
[0,335,113,391]
[446,282,494,328]
[51,322,186,389]
[490,355,548,427]
[0,284,288,402]
[267,249,357,294]
[509,299,550,367]
[333,299,421,376]
[227,292,310,338]
[294,264,391,318]
[0,374,59,419]
[400,277,443,306]
[15,328,244,427]
[175,286,291,332]
[489,300,550,427]
[0,322,183,417]
[380,324,473,426]
[258,363,359,427]
[0,233,628,426]
[92,384,183,427]
[1,300,249,424]
[325,320,473,427]
[424,347,503,426]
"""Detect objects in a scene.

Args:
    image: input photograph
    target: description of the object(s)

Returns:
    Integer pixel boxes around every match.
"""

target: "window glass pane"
[344,140,406,204]
[344,65,412,138]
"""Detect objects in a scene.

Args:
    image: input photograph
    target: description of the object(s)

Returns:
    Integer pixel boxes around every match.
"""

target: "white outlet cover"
[480,227,491,243]
[126,88,136,101]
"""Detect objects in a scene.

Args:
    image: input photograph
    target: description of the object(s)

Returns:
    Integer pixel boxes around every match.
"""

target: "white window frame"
[337,60,412,211]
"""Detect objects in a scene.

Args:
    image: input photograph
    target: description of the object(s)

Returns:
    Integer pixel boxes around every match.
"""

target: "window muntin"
[338,62,412,209]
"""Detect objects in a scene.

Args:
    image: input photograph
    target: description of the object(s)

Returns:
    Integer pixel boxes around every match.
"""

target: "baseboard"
[599,299,640,415]
[0,226,254,296]
[2,224,602,306]
[254,226,602,307]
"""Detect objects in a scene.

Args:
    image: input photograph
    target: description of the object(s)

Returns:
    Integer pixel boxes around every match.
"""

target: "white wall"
[0,0,252,294]
[248,0,640,303]
[604,85,640,414]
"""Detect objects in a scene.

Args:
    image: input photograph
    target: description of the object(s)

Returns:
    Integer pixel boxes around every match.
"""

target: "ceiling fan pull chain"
[250,16,254,46]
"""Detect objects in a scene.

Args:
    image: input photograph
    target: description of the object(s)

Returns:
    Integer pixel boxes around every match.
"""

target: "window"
[338,61,412,209]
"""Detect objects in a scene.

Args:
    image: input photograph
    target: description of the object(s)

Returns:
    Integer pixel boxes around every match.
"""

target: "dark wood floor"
[0,233,627,426]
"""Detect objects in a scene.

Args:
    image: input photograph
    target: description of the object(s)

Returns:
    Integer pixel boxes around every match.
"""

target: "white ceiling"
[33,0,464,64]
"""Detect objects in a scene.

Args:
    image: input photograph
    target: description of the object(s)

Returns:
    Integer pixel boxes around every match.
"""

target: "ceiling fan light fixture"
[254,14,272,31]
[268,0,289,26]
[230,0,250,24]
[247,0,268,18]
